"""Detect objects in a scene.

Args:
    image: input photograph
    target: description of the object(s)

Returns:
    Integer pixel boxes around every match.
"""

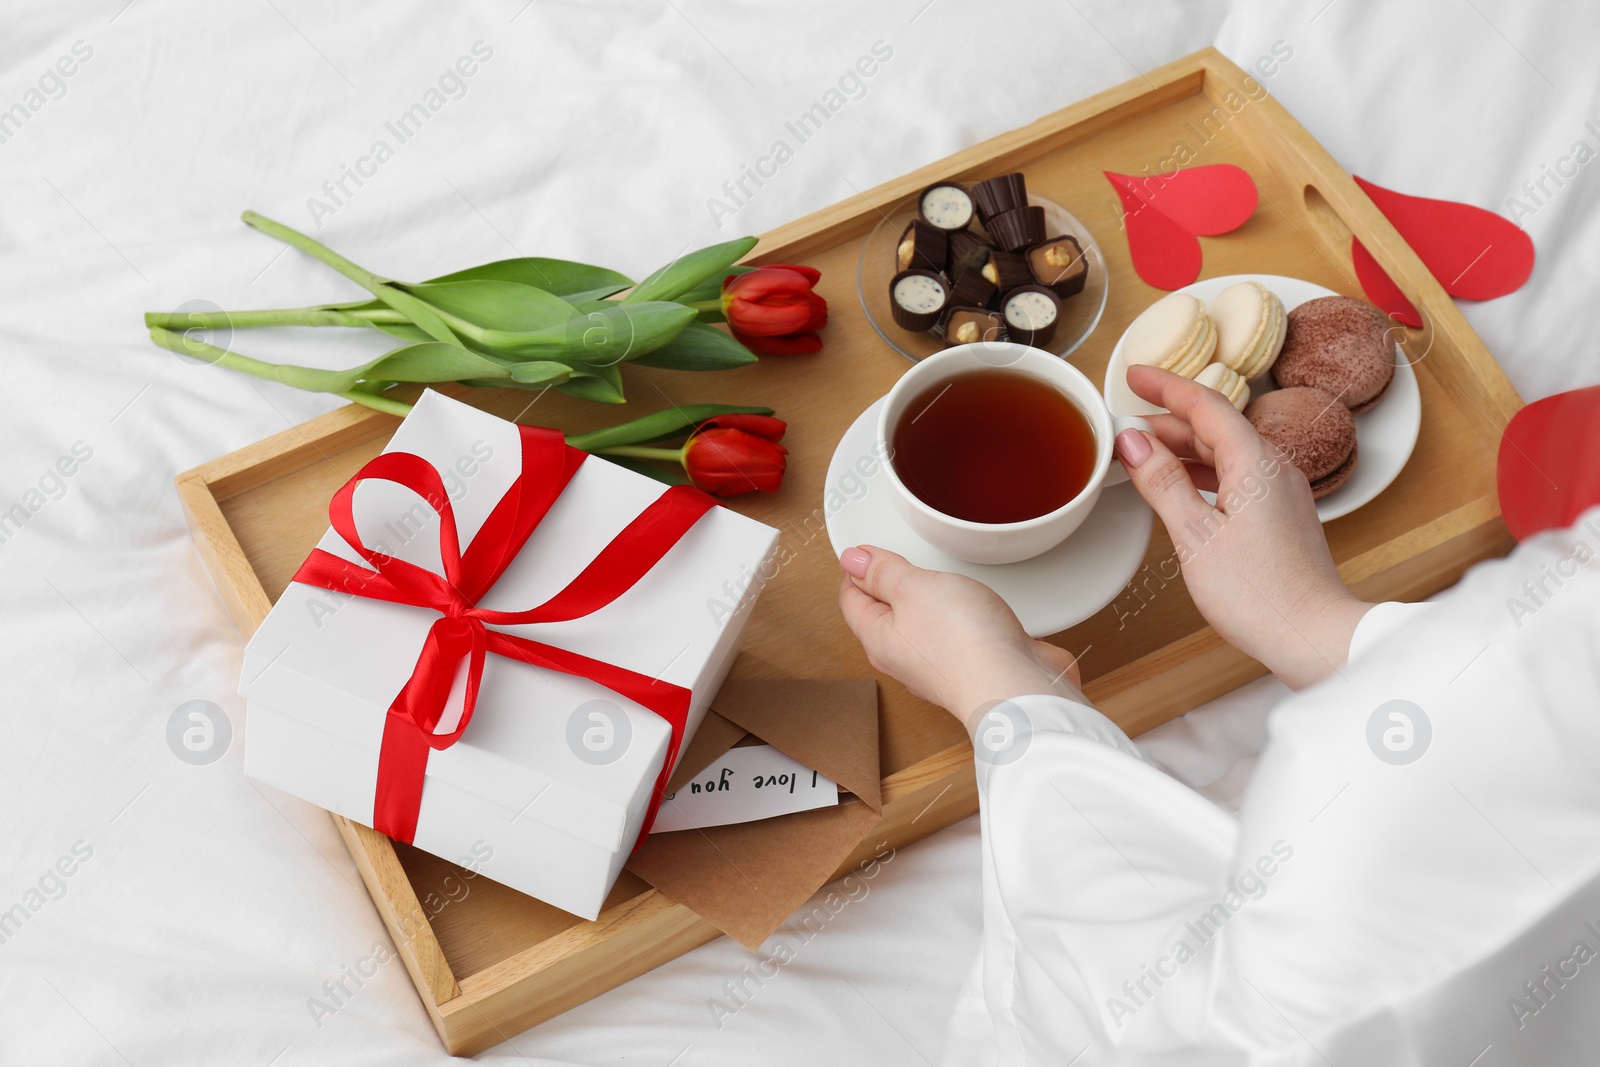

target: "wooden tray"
[177,48,1519,1054]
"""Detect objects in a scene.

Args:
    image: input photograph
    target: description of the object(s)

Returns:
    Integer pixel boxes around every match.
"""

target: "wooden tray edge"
[176,472,274,635]
[752,51,1211,265]
[1091,493,1511,735]
[435,745,978,1055]
[1196,50,1522,427]
[175,465,464,1040]
[335,815,462,1006]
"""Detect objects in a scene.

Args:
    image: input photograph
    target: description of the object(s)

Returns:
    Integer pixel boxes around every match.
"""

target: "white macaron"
[1123,293,1216,380]
[1208,280,1286,380]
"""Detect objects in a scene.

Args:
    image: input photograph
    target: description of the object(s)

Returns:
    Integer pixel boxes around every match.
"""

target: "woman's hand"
[837,546,1084,732]
[1116,364,1373,688]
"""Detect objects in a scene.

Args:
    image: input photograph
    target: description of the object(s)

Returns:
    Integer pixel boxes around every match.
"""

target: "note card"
[652,744,838,833]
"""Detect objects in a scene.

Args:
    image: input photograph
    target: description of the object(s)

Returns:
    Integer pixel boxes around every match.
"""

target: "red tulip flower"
[721,265,827,355]
[682,414,788,495]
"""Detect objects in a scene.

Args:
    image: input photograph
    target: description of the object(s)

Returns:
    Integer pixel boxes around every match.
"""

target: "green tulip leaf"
[397,279,578,333]
[487,302,696,363]
[358,342,510,383]
[368,283,459,346]
[672,263,755,315]
[564,402,775,451]
[458,377,571,392]
[508,360,578,385]
[566,299,619,314]
[555,362,627,404]
[559,284,632,303]
[330,279,608,336]
[425,258,634,297]
[630,322,758,371]
[622,236,758,305]
[364,321,435,344]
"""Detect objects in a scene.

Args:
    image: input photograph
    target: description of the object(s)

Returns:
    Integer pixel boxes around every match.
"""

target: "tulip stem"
[144,307,379,330]
[142,303,412,329]
[340,391,415,416]
[242,210,390,290]
[150,327,417,415]
[592,445,684,463]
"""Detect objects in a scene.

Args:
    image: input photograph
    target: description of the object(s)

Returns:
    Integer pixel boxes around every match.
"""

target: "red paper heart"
[1352,176,1535,328]
[1136,164,1259,236]
[1498,385,1600,542]
[1105,165,1258,289]
[1352,238,1423,327]
[1106,174,1202,291]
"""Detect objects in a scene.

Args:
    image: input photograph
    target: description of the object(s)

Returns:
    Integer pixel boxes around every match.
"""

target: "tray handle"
[1297,180,1438,368]
[1197,48,1517,425]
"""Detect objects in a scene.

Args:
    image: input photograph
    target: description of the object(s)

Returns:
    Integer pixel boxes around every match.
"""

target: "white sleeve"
[1206,521,1600,1057]
[956,693,1242,1062]
[951,511,1600,1064]
[1344,599,1426,663]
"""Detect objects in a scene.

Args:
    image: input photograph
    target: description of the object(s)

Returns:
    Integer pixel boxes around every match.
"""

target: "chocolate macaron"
[1244,386,1358,500]
[1273,296,1396,413]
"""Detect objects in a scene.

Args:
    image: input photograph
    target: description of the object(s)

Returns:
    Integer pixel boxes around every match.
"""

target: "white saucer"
[822,396,1154,637]
[1102,274,1421,523]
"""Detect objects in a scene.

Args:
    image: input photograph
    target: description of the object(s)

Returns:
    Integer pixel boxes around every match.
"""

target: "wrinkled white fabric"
[944,511,1600,1065]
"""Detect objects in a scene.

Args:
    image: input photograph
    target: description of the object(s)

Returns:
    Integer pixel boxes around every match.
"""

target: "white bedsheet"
[3,1,1596,1064]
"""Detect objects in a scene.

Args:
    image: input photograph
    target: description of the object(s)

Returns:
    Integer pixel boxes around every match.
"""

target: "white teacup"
[877,342,1149,565]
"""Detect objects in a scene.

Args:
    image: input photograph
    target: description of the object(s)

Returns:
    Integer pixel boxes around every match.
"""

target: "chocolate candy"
[980,250,1033,295]
[889,269,951,331]
[1000,284,1062,347]
[972,173,1027,224]
[918,181,975,231]
[948,266,996,309]
[1026,235,1088,298]
[940,306,1006,347]
[897,220,948,273]
[985,205,1046,252]
[946,229,990,276]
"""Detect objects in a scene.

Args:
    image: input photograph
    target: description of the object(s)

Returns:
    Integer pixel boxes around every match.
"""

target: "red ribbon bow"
[291,424,717,846]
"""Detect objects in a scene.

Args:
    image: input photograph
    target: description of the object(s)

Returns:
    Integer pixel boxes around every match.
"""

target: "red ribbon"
[291,424,717,846]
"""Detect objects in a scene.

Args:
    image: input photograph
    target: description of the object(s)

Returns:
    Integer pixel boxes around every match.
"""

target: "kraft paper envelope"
[625,677,882,950]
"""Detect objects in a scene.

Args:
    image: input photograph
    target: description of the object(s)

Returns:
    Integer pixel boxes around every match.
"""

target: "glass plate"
[856,192,1109,363]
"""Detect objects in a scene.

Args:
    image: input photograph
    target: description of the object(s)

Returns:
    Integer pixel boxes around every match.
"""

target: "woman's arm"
[837,546,1086,734]
[1114,365,1374,689]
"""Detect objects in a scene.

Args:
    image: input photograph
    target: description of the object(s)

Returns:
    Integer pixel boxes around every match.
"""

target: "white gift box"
[239,390,779,919]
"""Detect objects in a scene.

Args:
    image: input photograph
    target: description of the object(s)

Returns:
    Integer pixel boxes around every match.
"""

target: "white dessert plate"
[822,396,1153,638]
[1102,273,1421,523]
[857,193,1109,363]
